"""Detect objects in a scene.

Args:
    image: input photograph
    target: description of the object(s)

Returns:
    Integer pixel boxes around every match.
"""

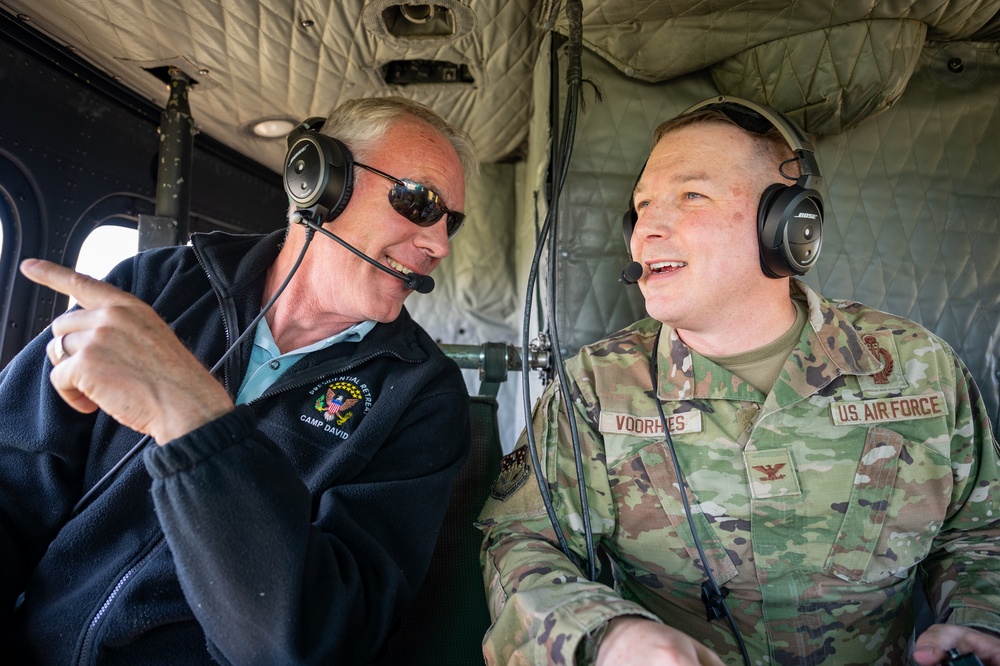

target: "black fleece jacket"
[0,230,471,664]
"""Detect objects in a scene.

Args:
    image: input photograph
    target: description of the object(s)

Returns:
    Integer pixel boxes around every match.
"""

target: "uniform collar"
[654,279,884,405]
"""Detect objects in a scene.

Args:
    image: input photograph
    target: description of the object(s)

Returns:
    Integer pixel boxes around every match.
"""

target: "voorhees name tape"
[830,391,947,426]
[600,410,703,437]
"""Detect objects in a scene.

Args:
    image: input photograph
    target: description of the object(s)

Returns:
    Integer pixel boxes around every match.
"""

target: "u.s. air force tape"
[829,391,947,426]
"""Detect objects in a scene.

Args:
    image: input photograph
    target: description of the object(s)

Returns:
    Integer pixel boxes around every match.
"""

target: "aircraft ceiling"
[1,0,997,173]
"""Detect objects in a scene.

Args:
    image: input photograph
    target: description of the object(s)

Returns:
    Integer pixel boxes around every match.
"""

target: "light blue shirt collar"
[236,317,376,404]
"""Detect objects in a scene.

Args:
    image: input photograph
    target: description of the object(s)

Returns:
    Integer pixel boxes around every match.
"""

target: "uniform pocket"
[824,427,950,583]
[610,441,739,584]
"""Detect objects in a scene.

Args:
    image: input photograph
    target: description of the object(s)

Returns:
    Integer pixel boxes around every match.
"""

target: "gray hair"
[320,97,479,181]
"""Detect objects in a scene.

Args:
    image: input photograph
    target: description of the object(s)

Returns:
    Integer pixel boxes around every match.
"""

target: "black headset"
[282,117,356,220]
[621,96,824,279]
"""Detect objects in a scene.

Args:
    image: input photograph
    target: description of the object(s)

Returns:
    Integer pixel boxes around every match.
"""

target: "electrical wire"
[544,0,596,583]
[71,225,316,516]
[519,0,598,581]
[650,326,752,666]
[520,183,574,563]
[519,32,576,556]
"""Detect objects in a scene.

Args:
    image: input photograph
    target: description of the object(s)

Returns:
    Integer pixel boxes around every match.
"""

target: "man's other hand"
[595,617,725,666]
[914,624,1000,665]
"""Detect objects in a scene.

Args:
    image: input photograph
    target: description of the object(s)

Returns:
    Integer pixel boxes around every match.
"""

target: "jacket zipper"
[193,244,238,394]
[77,539,165,664]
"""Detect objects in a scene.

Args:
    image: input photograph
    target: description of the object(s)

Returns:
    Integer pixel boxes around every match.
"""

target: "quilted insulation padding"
[537,43,1000,433]
[541,0,1000,82]
[0,0,545,170]
[408,162,518,348]
[407,162,524,452]
[710,19,928,135]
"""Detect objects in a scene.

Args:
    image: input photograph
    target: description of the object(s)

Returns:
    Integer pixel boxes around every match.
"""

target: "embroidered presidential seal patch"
[301,376,373,440]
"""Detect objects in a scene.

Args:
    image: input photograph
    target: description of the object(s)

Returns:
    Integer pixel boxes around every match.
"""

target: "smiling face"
[286,115,466,328]
[630,121,795,352]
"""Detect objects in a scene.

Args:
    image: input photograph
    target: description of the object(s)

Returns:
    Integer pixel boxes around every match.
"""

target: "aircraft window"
[70,225,138,308]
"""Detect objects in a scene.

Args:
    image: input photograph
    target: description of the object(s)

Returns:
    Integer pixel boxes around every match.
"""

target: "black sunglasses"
[354,162,465,240]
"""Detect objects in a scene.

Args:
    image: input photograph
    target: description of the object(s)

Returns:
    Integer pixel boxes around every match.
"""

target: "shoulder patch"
[858,332,907,392]
[490,446,530,501]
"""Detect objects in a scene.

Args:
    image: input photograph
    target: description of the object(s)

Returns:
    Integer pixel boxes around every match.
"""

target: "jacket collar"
[191,229,284,300]
[189,230,428,392]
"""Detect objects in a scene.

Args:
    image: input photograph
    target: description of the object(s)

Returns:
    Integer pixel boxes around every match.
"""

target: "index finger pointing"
[19,259,130,309]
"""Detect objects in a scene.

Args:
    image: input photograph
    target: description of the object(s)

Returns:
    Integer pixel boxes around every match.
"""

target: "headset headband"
[680,96,821,190]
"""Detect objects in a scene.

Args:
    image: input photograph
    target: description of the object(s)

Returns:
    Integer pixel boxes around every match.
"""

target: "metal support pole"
[139,66,194,250]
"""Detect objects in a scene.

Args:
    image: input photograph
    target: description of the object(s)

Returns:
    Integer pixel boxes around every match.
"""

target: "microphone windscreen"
[416,274,434,294]
[406,273,435,294]
[620,261,643,285]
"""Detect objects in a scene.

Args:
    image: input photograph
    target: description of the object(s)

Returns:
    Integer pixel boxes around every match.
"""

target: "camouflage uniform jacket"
[478,280,1000,665]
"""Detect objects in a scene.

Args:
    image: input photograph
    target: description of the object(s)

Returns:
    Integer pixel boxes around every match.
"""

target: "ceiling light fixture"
[250,117,298,138]
[400,5,436,24]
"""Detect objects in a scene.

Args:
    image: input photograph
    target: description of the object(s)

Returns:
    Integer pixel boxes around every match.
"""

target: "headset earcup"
[622,204,637,257]
[757,183,788,278]
[319,136,354,220]
[757,183,823,278]
[283,133,355,220]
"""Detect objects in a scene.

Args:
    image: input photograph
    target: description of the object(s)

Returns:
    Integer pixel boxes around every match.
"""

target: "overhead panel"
[0,0,546,169]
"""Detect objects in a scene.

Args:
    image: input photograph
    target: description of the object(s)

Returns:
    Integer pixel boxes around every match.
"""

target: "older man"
[0,97,476,664]
[478,97,1000,665]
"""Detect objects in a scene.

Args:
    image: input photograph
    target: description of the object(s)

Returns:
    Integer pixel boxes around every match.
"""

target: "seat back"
[373,394,502,665]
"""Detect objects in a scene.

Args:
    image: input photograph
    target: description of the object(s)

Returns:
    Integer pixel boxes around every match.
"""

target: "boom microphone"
[619,261,643,285]
[401,271,435,294]
[293,211,435,294]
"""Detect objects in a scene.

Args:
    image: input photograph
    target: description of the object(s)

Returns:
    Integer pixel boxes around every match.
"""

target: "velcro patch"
[858,331,907,391]
[490,446,530,501]
[744,449,801,498]
[599,410,703,438]
[830,391,948,426]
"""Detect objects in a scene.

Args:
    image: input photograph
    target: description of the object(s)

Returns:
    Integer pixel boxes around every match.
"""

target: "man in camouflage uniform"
[477,98,1000,665]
